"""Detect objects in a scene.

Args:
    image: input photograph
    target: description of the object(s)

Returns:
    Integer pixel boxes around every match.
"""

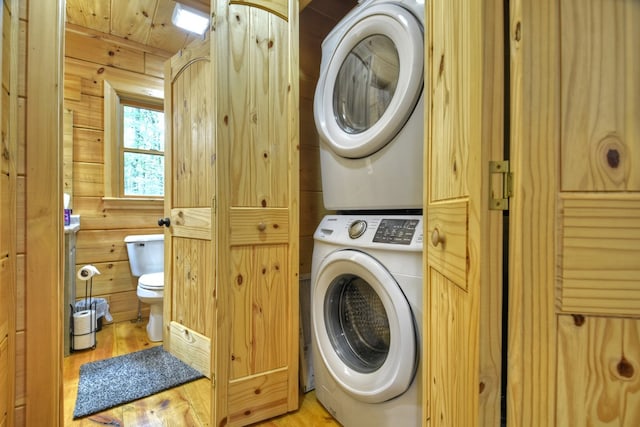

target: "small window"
[104,80,165,201]
[121,103,165,197]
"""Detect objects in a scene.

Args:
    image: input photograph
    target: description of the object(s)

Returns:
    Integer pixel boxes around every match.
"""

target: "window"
[104,80,165,202]
[121,103,164,196]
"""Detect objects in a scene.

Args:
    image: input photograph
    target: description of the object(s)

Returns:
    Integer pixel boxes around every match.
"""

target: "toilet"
[124,234,165,342]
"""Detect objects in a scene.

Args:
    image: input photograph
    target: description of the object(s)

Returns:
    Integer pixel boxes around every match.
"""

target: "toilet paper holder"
[71,265,101,352]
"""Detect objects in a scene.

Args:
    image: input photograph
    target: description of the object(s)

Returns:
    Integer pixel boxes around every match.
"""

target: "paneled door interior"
[163,37,215,378]
[163,0,300,424]
[424,0,505,425]
[211,0,300,425]
[508,0,640,426]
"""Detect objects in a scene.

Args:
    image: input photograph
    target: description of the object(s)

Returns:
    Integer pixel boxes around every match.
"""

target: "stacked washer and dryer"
[310,0,426,425]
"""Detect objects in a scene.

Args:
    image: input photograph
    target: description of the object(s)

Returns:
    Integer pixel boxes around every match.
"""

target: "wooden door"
[211,0,300,425]
[424,0,505,426]
[163,37,215,377]
[508,0,640,425]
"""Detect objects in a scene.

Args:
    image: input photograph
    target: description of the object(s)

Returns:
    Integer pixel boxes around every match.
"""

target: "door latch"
[489,160,512,211]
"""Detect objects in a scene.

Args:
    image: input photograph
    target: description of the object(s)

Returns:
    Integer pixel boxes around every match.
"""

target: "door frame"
[26,0,65,424]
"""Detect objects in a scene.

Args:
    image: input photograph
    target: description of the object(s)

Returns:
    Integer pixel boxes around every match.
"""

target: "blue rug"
[73,346,204,419]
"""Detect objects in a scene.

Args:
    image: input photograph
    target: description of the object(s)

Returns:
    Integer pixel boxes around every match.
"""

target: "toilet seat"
[138,272,164,290]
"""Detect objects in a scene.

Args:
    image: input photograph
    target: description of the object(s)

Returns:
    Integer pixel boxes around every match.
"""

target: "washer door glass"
[333,35,399,135]
[325,274,390,373]
[314,4,423,158]
[312,249,417,403]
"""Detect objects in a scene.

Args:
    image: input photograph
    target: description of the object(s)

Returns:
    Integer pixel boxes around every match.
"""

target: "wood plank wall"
[1,0,19,425]
[63,28,171,324]
[13,0,27,424]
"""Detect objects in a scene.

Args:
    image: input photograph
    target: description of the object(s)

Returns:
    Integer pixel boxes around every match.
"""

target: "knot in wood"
[598,134,625,170]
[617,357,634,379]
[572,314,585,326]
[606,149,620,168]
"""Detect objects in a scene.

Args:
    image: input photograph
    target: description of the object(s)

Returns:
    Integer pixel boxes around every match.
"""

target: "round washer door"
[312,249,417,403]
[314,4,423,159]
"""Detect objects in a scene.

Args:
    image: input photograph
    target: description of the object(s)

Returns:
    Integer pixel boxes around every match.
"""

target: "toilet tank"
[124,234,164,277]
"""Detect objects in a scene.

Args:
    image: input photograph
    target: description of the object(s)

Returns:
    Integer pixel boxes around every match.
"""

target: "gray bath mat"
[73,345,204,419]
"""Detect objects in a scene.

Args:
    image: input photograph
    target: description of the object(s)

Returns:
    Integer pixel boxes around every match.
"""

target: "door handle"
[431,228,444,247]
[158,217,171,227]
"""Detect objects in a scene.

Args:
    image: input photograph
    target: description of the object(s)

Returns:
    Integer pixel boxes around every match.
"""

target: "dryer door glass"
[313,4,423,158]
[333,35,399,135]
[324,274,390,373]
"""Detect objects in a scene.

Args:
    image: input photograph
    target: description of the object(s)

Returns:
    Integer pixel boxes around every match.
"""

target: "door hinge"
[489,160,512,211]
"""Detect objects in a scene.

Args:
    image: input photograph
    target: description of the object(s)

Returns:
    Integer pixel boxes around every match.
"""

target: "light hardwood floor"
[63,320,340,426]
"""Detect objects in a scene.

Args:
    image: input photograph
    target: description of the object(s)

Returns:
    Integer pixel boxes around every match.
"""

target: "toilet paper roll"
[77,265,101,281]
[73,309,96,350]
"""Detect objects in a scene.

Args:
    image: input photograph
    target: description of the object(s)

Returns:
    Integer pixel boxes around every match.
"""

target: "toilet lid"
[139,272,164,290]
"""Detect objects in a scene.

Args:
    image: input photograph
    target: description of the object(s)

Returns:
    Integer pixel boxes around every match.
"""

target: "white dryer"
[311,214,423,426]
[314,0,425,211]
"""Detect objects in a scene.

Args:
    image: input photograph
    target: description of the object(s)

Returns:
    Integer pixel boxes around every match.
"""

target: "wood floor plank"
[121,388,203,426]
[252,391,340,426]
[115,320,161,355]
[182,378,212,424]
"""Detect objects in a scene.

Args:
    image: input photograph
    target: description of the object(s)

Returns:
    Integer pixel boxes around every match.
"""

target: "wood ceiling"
[65,0,210,55]
[65,0,357,56]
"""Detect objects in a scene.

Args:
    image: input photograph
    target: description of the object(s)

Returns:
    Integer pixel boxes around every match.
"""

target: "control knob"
[348,219,367,239]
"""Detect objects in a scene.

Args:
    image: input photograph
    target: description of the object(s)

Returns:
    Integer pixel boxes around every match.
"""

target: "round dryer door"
[312,249,418,403]
[315,4,423,158]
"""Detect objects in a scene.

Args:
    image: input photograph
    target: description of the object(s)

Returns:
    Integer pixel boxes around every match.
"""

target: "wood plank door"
[508,0,640,425]
[163,37,215,377]
[211,0,300,425]
[424,0,505,425]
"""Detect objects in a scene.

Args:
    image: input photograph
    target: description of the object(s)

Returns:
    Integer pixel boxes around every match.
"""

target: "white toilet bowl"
[136,271,164,342]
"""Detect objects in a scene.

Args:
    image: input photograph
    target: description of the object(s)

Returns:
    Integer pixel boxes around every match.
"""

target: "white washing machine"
[311,214,423,426]
[314,0,425,211]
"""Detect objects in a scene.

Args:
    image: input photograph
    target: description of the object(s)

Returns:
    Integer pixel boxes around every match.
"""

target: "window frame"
[104,79,165,204]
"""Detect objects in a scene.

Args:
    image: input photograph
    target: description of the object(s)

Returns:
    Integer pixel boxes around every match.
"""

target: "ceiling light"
[172,3,209,36]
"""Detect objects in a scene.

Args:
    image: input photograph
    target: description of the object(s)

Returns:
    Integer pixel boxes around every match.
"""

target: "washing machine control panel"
[315,215,423,249]
[373,218,419,245]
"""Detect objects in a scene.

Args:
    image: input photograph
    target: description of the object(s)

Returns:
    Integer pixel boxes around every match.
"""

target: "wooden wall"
[63,28,171,323]
[12,0,26,424]
[1,0,20,425]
